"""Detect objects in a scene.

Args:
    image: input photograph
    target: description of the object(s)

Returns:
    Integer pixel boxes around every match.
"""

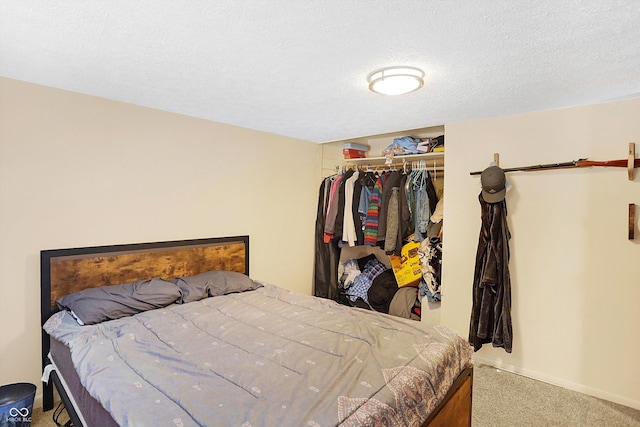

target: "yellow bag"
[388,241,422,287]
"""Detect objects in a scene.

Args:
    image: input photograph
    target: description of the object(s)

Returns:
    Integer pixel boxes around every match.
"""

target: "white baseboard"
[472,355,640,411]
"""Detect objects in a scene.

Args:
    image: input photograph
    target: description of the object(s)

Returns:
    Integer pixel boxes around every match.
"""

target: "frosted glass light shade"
[367,66,425,95]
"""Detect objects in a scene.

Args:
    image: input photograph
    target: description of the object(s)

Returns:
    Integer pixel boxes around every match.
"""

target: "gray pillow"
[172,273,210,304]
[56,278,181,325]
[173,270,261,303]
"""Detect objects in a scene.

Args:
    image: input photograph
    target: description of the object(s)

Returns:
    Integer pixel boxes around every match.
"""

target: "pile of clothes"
[338,254,421,320]
[381,135,445,157]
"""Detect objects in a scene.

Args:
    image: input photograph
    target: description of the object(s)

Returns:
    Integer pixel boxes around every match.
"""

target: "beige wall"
[0,78,320,406]
[441,98,640,409]
[3,76,638,411]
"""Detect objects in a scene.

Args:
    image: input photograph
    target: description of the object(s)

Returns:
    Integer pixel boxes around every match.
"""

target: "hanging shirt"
[333,170,354,244]
[363,175,385,245]
[358,172,377,243]
[378,171,402,242]
[323,175,343,242]
[342,171,360,247]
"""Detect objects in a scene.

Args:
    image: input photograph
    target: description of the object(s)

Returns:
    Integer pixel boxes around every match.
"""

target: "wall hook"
[628,142,636,181]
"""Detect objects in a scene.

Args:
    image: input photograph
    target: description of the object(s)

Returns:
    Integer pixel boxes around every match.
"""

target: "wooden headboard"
[40,235,249,409]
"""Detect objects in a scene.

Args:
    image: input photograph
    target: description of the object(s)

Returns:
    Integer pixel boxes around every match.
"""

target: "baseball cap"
[481,166,506,203]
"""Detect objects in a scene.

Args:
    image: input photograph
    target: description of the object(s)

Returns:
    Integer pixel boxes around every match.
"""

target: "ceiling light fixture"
[367,66,425,95]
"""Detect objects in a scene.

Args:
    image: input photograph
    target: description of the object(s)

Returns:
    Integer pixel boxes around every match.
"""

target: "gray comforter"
[45,283,472,427]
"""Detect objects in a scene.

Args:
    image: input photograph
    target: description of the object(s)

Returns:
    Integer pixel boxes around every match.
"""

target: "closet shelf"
[344,152,444,166]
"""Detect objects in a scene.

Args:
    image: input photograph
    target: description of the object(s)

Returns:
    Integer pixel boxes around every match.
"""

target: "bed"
[40,235,473,427]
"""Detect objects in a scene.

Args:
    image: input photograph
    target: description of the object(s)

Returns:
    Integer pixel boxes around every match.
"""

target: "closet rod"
[340,164,444,172]
[342,159,443,171]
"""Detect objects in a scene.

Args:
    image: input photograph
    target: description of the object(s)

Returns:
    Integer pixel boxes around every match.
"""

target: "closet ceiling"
[1,1,639,143]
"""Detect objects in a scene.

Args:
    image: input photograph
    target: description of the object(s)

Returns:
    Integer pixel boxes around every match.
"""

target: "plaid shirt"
[345,258,387,303]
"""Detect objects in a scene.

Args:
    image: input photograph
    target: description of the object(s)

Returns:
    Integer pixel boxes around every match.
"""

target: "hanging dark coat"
[469,194,513,353]
[313,177,340,300]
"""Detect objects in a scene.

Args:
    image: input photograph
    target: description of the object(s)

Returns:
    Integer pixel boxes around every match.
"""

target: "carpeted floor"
[30,364,640,426]
[30,404,69,427]
[472,364,640,427]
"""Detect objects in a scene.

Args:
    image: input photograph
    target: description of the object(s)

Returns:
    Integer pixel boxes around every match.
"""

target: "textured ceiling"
[1,1,639,143]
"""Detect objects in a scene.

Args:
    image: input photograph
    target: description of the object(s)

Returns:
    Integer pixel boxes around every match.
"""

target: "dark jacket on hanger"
[381,172,412,255]
[352,177,364,245]
[469,194,513,353]
[314,177,340,300]
[378,171,402,242]
[425,172,439,215]
[333,170,353,243]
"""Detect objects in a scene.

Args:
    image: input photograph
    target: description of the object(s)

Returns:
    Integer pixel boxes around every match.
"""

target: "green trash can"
[0,383,36,427]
